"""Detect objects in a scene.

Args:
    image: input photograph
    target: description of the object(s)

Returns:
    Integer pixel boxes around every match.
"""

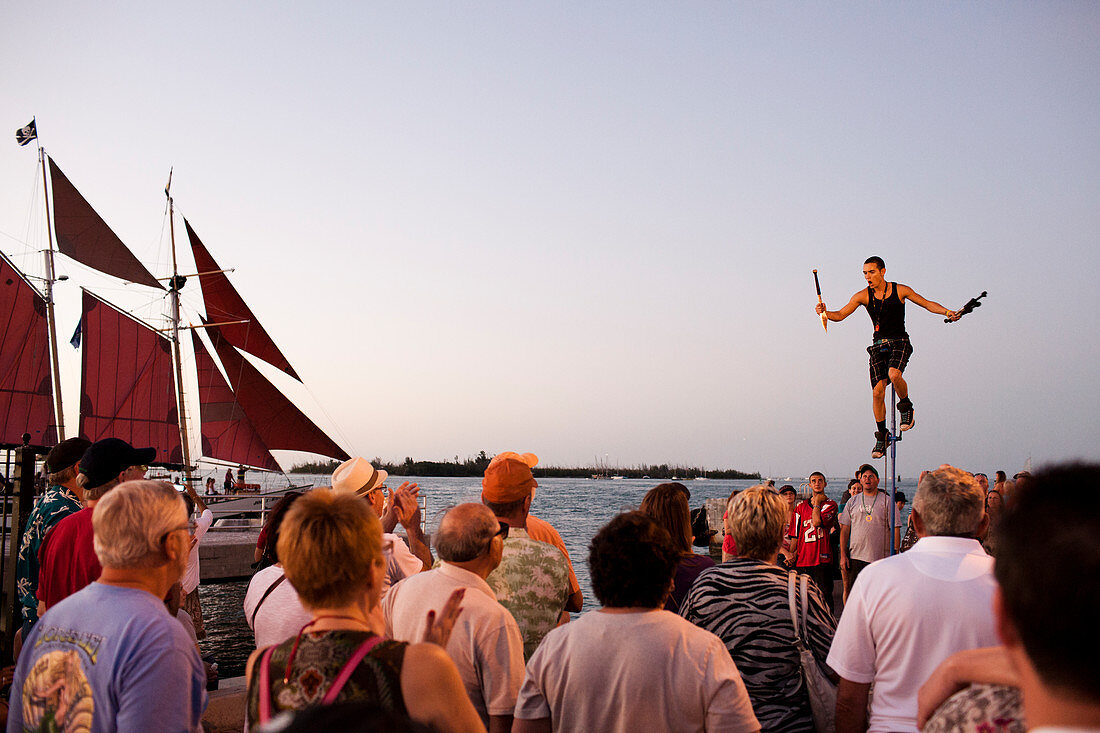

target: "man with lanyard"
[815,256,960,458]
[839,464,901,599]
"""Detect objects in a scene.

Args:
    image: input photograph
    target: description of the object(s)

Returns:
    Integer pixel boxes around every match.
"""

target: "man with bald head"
[383,502,525,733]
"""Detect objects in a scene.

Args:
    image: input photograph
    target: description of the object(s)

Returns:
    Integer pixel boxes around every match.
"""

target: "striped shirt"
[681,559,837,733]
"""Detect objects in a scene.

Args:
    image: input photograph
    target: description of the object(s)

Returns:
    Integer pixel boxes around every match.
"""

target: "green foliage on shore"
[288,459,342,474]
[289,453,759,480]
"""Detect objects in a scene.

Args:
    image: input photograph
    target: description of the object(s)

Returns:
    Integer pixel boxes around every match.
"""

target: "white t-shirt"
[515,609,759,733]
[827,536,999,733]
[383,531,424,597]
[243,564,312,649]
[383,562,524,726]
[181,508,213,594]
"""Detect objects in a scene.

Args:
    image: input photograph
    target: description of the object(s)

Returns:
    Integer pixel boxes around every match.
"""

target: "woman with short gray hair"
[681,486,837,732]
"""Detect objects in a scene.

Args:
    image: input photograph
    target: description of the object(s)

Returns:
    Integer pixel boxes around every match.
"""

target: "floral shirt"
[486,527,571,660]
[16,484,82,626]
[247,630,407,727]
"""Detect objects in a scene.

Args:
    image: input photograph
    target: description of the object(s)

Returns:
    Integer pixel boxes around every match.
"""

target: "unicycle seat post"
[888,386,899,555]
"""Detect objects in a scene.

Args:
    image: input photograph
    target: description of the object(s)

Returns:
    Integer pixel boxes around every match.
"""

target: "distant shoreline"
[290,455,760,481]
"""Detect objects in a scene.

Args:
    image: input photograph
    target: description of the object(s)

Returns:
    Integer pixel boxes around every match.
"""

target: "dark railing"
[1,439,47,666]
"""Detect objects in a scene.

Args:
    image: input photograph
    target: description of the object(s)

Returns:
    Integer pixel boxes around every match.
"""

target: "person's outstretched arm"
[817,291,866,323]
[898,285,959,320]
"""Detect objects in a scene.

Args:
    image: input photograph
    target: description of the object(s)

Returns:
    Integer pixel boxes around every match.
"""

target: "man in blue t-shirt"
[7,480,207,733]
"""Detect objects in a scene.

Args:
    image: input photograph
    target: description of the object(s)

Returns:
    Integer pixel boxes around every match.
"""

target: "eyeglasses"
[159,523,191,545]
[494,523,510,541]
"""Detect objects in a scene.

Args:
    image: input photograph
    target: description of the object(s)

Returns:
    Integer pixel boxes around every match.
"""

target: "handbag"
[788,571,837,733]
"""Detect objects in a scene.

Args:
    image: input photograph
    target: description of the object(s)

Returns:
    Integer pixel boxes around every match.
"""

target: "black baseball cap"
[778,485,796,495]
[79,438,156,489]
[45,437,92,474]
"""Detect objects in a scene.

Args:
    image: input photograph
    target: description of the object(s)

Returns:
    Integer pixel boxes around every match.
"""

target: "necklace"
[283,614,374,683]
[868,282,890,333]
[860,491,879,522]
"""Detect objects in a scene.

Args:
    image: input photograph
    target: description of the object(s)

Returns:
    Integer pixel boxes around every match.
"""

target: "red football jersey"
[787,498,838,567]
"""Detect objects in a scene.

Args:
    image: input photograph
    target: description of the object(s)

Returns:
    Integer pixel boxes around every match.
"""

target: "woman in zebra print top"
[681,486,837,733]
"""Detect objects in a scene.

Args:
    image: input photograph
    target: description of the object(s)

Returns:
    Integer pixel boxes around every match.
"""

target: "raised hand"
[394,482,421,528]
[421,588,465,647]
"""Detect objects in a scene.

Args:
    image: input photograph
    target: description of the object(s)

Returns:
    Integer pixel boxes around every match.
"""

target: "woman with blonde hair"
[245,490,484,733]
[639,483,715,612]
[681,486,836,732]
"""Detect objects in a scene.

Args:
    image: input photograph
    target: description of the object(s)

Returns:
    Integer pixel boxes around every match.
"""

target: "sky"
[2,2,1097,479]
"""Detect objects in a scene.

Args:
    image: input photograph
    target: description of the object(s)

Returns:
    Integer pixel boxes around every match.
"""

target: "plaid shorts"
[867,337,913,386]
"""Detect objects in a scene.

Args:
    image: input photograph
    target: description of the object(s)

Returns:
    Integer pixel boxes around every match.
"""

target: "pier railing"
[1,442,45,667]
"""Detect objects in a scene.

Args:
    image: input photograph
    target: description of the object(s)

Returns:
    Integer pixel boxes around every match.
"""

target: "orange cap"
[482,452,538,502]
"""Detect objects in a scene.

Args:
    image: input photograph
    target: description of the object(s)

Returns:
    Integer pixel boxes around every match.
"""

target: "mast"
[166,172,193,483]
[38,144,65,441]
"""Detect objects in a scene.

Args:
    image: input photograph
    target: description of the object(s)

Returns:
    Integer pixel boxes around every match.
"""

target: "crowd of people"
[3,437,1096,733]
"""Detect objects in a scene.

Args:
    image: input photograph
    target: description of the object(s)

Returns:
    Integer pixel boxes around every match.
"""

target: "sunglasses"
[448,522,509,562]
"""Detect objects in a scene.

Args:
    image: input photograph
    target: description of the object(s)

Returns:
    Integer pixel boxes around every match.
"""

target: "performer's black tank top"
[866,282,907,339]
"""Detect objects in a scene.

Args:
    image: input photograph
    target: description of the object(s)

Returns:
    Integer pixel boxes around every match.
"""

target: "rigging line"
[296,378,357,459]
[0,228,43,257]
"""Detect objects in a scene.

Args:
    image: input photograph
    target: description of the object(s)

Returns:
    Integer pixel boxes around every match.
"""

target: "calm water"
[199,474,917,677]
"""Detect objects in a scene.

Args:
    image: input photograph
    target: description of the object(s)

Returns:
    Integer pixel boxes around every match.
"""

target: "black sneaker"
[899,401,915,431]
[872,431,887,459]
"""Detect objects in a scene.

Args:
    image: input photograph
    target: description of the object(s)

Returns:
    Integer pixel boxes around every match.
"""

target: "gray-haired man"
[383,503,525,733]
[8,480,207,731]
[827,465,998,733]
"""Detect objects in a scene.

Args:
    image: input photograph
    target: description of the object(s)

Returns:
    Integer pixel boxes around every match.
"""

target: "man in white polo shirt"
[383,502,525,733]
[828,464,998,733]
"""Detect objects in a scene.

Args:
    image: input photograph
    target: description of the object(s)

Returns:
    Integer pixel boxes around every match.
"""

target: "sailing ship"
[0,130,348,505]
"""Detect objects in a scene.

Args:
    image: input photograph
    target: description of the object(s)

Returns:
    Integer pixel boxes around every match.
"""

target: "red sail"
[0,253,58,447]
[205,323,347,460]
[186,219,300,380]
[79,290,181,464]
[191,331,280,471]
[48,158,163,291]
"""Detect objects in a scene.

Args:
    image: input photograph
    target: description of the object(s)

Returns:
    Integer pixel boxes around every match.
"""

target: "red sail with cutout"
[79,290,181,464]
[48,158,163,290]
[191,331,280,471]
[0,253,57,447]
[205,323,347,460]
[186,219,300,380]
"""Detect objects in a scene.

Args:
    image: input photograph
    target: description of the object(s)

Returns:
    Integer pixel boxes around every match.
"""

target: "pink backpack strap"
[257,644,278,724]
[321,635,385,705]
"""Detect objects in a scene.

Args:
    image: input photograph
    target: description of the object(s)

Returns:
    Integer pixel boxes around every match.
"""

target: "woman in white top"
[244,492,312,648]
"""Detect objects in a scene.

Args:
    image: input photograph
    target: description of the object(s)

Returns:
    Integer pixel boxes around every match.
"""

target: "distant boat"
[1,142,348,488]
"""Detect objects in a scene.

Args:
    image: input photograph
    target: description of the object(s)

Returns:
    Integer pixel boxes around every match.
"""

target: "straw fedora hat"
[332,457,388,497]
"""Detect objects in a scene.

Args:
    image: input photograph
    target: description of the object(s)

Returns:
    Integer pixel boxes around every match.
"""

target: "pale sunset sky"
[2,2,1097,478]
